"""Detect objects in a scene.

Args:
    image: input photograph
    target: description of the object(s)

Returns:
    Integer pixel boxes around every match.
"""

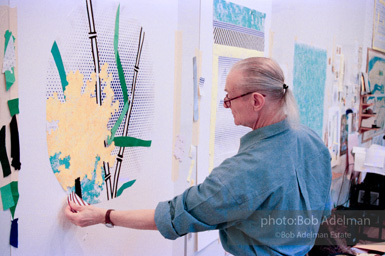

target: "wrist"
[100,209,108,224]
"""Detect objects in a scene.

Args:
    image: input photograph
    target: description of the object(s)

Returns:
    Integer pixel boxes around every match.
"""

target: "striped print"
[214,26,264,51]
[67,191,90,212]
[213,20,264,37]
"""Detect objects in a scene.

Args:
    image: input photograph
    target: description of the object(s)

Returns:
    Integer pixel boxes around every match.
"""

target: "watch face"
[105,223,114,228]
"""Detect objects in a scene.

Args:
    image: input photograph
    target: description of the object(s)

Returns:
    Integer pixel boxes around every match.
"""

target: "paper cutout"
[9,181,19,219]
[47,64,118,194]
[189,145,196,159]
[113,136,151,147]
[193,57,199,122]
[75,177,82,198]
[51,41,69,95]
[10,218,18,248]
[116,179,136,197]
[0,126,11,177]
[3,33,15,71]
[67,191,89,213]
[107,101,129,145]
[3,31,16,90]
[0,183,15,210]
[3,30,12,53]
[4,68,15,91]
[199,77,205,96]
[10,116,21,170]
[46,120,59,135]
[7,98,19,116]
[186,160,195,183]
[114,5,128,104]
[192,49,202,147]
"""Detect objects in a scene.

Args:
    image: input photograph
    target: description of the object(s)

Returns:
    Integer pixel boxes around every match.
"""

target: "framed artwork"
[362,48,385,142]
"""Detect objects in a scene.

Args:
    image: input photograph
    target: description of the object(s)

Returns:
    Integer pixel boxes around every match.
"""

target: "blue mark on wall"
[293,43,327,138]
[213,0,266,32]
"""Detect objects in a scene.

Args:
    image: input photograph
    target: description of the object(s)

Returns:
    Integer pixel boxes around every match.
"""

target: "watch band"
[105,209,115,228]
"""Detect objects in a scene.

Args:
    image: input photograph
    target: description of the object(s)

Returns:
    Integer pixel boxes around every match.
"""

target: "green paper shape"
[51,41,68,96]
[4,30,12,54]
[0,183,15,211]
[116,179,136,197]
[7,98,19,116]
[107,101,129,145]
[9,182,19,219]
[4,67,15,91]
[114,136,152,148]
[114,5,128,104]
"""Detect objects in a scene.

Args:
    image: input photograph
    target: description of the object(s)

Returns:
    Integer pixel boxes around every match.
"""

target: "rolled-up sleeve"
[154,172,244,240]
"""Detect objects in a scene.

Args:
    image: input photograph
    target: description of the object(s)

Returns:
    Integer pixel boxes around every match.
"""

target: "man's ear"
[252,93,265,112]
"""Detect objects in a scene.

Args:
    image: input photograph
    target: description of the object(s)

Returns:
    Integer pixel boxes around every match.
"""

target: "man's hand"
[65,202,107,227]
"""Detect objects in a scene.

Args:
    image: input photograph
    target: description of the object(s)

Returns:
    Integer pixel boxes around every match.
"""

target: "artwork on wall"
[46,1,154,204]
[328,107,340,167]
[293,43,327,139]
[373,0,385,53]
[213,0,266,51]
[362,48,385,142]
[0,5,19,248]
[209,0,266,172]
[340,114,348,156]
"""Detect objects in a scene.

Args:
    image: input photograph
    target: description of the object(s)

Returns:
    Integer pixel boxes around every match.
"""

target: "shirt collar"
[240,118,291,148]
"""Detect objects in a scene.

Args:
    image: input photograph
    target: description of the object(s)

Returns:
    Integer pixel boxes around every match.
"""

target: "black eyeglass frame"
[223,91,265,108]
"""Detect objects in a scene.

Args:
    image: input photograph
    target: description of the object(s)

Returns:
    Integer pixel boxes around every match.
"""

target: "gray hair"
[230,57,300,128]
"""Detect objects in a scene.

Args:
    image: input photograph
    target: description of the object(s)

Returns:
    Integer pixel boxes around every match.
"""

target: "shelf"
[361,93,385,97]
[361,113,377,118]
[362,103,374,108]
[359,127,380,132]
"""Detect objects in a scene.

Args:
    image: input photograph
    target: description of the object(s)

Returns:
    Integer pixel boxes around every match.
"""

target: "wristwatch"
[105,209,115,228]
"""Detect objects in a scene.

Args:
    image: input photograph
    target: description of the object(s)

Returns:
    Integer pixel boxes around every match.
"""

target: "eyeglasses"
[223,91,265,108]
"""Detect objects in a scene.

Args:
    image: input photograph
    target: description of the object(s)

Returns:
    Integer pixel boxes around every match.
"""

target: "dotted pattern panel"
[214,27,264,51]
[46,3,154,202]
[214,56,251,168]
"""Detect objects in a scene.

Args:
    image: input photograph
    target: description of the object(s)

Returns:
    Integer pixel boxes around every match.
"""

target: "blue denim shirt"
[155,119,332,255]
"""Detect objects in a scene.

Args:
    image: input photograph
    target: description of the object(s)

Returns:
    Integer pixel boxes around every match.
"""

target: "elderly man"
[66,57,332,255]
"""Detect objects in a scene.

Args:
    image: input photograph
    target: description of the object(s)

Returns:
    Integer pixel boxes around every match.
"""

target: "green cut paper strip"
[4,30,12,54]
[107,101,129,145]
[8,98,19,116]
[116,179,136,197]
[5,67,15,91]
[114,5,128,104]
[0,183,15,211]
[9,181,19,219]
[51,41,68,96]
[114,136,152,148]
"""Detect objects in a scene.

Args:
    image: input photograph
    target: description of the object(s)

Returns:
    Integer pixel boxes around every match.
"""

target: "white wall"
[0,0,377,255]
[3,0,178,255]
